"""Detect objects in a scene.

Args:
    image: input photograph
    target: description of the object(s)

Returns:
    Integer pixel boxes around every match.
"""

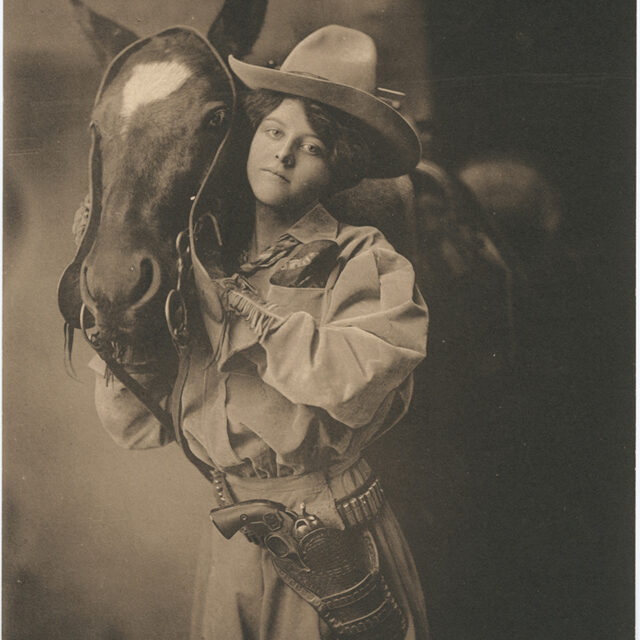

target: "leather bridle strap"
[86,332,223,486]
[92,343,174,432]
[83,315,222,486]
[168,343,218,483]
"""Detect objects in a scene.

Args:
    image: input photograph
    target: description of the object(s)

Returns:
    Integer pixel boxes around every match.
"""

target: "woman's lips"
[262,168,290,183]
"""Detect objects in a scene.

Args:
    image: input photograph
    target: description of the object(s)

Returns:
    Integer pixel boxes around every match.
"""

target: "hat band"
[375,87,406,110]
[278,69,405,111]
[285,69,331,81]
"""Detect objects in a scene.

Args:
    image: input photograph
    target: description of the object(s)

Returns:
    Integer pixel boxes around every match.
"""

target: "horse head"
[59,1,267,365]
[59,0,429,369]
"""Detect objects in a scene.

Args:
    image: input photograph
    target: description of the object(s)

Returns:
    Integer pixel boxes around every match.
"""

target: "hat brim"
[229,56,421,178]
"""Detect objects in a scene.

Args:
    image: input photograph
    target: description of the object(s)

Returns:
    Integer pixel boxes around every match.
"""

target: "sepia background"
[4,1,634,638]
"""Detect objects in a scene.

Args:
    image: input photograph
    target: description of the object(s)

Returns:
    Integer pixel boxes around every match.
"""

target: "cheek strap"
[57,123,103,332]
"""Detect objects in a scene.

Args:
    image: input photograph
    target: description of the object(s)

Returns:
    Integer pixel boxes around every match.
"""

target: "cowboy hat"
[228,25,421,178]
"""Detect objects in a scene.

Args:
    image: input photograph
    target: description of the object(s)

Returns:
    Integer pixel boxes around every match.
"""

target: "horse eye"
[206,108,227,130]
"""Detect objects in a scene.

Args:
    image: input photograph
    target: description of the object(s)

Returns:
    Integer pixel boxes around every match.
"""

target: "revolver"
[210,499,322,570]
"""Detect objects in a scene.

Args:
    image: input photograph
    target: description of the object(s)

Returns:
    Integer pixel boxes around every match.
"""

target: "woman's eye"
[264,127,282,139]
[206,109,227,129]
[301,143,323,156]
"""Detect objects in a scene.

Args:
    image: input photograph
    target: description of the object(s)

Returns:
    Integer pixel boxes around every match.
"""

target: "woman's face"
[247,99,332,213]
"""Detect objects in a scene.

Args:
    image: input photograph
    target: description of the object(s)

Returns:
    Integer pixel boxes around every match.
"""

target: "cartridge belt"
[335,475,385,528]
[214,460,386,528]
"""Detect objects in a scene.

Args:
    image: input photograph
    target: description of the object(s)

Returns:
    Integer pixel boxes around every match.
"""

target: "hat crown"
[228,25,421,177]
[280,26,377,94]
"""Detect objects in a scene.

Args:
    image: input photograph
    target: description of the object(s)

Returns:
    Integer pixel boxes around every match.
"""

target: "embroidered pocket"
[269,240,339,289]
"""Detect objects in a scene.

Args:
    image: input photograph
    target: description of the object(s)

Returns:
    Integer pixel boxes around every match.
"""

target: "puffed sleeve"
[89,355,175,449]
[220,243,428,428]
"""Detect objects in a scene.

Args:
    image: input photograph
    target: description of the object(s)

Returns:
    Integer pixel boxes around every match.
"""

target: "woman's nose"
[275,140,295,167]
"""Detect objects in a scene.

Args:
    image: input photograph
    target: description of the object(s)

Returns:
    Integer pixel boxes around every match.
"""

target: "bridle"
[57,27,238,483]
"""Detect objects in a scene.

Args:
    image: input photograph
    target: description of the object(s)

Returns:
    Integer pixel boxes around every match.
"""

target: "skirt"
[190,457,430,640]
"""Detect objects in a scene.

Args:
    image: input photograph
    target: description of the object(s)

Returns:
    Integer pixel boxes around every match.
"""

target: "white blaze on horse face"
[121,62,193,131]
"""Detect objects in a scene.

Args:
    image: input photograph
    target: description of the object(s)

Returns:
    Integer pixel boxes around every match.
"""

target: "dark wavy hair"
[242,89,372,195]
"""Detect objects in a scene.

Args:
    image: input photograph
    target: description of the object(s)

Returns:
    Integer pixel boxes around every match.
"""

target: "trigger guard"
[264,533,310,571]
[264,533,291,558]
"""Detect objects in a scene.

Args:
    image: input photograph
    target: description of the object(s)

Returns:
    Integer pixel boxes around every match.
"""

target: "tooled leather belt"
[214,471,386,528]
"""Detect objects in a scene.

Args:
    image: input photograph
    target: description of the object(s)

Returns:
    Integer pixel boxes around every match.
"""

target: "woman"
[91,26,429,639]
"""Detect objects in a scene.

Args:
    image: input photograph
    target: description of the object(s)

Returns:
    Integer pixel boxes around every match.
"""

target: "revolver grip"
[210,499,289,540]
[209,505,242,539]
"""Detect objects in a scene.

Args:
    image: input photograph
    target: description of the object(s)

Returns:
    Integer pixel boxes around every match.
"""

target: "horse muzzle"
[79,248,165,340]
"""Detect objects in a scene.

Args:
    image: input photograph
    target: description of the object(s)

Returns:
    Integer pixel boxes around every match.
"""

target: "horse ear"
[70,0,139,66]
[207,0,268,59]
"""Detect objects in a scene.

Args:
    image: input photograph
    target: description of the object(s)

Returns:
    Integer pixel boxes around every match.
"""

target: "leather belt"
[213,468,386,527]
[335,476,385,528]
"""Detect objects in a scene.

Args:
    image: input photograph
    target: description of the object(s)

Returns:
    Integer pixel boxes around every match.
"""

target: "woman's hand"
[72,193,91,247]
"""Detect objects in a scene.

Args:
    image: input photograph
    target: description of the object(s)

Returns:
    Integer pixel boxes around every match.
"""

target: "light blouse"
[91,203,428,478]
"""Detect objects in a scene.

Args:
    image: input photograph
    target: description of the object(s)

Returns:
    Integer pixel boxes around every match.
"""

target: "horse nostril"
[130,258,153,302]
[129,255,162,310]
